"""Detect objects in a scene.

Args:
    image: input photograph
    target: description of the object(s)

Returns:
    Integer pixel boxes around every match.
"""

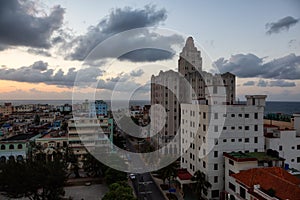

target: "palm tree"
[83,153,106,177]
[191,170,212,199]
[158,161,179,187]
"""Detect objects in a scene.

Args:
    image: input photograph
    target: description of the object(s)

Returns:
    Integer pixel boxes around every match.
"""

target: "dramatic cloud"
[255,79,296,87]
[266,16,299,34]
[257,80,268,87]
[66,5,183,63]
[243,81,255,86]
[268,80,296,87]
[119,48,174,62]
[0,61,103,87]
[0,0,65,50]
[215,53,300,80]
[27,48,51,57]
[130,69,144,77]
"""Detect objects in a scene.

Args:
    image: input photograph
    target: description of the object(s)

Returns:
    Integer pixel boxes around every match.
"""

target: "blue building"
[95,100,108,116]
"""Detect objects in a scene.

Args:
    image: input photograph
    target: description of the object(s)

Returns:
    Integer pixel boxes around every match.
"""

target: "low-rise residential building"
[0,133,39,162]
[229,167,300,200]
[264,113,300,171]
[0,103,13,117]
[223,151,285,199]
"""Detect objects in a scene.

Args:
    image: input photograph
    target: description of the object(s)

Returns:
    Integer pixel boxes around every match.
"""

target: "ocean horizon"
[1,99,300,116]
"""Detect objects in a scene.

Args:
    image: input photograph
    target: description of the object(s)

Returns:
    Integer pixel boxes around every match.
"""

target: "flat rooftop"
[224,152,284,162]
[1,133,38,141]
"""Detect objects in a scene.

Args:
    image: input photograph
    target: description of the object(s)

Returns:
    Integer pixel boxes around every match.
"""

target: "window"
[9,144,14,150]
[231,138,235,142]
[211,190,219,198]
[229,170,235,176]
[254,113,258,119]
[238,126,242,130]
[245,114,249,118]
[0,145,5,150]
[214,164,218,170]
[223,139,227,143]
[223,126,227,130]
[231,126,235,130]
[214,139,218,145]
[245,126,249,130]
[297,145,300,150]
[292,146,295,150]
[240,187,246,198]
[245,138,249,143]
[279,145,282,151]
[203,112,206,119]
[238,138,242,142]
[297,157,300,163]
[17,144,22,149]
[214,113,218,119]
[254,137,258,143]
[214,176,218,183]
[229,159,234,165]
[203,125,206,132]
[254,125,258,131]
[231,114,235,117]
[203,161,206,168]
[229,182,236,192]
[238,114,243,117]
[213,86,217,94]
[214,126,218,132]
[214,151,218,158]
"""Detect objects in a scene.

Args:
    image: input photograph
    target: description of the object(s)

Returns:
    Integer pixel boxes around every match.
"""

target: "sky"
[0,0,300,101]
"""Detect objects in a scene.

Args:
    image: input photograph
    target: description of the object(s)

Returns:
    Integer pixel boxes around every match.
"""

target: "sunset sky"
[0,0,299,101]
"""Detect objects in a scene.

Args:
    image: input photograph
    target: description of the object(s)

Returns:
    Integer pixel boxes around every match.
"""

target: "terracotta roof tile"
[232,167,300,200]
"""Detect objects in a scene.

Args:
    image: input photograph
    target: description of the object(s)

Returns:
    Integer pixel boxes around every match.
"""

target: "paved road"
[126,137,165,200]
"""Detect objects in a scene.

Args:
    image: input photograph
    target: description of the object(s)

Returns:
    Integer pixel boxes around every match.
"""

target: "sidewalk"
[151,175,184,200]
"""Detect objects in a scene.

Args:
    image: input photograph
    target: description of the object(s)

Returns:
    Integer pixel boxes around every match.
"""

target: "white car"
[129,173,136,180]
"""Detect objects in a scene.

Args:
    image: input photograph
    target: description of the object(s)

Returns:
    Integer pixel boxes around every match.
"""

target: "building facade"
[180,95,267,199]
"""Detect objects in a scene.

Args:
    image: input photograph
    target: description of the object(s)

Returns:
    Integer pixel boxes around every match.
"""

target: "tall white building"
[151,37,235,150]
[180,95,267,199]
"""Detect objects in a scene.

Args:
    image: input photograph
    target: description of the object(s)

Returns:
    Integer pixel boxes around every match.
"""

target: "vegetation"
[104,168,127,185]
[191,170,212,199]
[157,161,179,187]
[0,159,66,200]
[83,153,105,177]
[102,181,136,200]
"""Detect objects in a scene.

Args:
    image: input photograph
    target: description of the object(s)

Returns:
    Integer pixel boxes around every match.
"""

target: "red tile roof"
[232,167,300,200]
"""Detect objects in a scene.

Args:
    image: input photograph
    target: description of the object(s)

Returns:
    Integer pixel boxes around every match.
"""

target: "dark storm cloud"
[215,53,300,80]
[243,81,255,86]
[0,0,65,50]
[119,48,174,62]
[266,16,299,34]
[0,61,103,87]
[67,5,182,62]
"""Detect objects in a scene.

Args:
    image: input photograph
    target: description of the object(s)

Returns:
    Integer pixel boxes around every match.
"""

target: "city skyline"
[0,0,300,101]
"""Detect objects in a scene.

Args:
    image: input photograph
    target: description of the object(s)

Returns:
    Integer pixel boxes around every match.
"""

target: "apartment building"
[179,95,267,199]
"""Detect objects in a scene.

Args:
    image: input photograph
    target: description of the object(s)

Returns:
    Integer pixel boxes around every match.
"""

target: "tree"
[65,147,80,178]
[104,168,127,185]
[83,153,106,177]
[191,170,212,199]
[157,161,179,187]
[0,159,66,200]
[102,182,136,200]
